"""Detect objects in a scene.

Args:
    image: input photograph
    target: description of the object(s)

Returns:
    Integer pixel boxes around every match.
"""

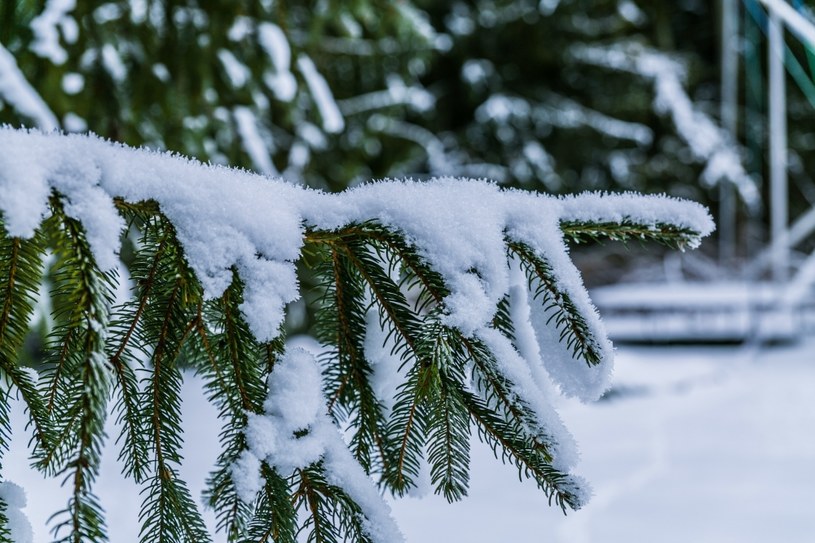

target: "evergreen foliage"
[0,0,437,190]
[1,0,770,199]
[0,149,711,541]
[0,1,729,540]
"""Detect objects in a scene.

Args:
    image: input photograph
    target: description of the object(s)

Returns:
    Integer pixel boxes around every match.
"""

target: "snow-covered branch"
[0,127,714,540]
[0,127,713,342]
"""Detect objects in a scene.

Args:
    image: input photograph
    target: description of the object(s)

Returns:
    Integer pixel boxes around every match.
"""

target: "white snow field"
[392,338,815,543]
[5,337,814,542]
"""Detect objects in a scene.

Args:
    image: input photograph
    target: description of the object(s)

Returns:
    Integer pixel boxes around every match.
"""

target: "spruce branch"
[0,502,10,543]
[0,223,50,451]
[560,219,702,250]
[463,391,581,511]
[459,333,581,510]
[38,201,117,543]
[0,124,717,542]
[0,390,12,543]
[294,466,374,543]
[106,216,171,483]
[139,468,212,543]
[384,363,429,496]
[124,216,210,543]
[294,468,339,543]
[311,238,391,476]
[0,234,43,361]
[241,465,297,543]
[508,241,603,366]
[198,276,270,541]
[423,324,471,502]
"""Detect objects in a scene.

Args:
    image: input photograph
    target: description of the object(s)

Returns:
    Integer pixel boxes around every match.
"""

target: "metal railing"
[722,0,815,284]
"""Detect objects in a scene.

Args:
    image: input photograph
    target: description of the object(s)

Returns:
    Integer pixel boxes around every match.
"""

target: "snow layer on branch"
[560,191,716,248]
[0,126,713,349]
[0,44,60,130]
[0,128,714,519]
[233,348,405,543]
[569,41,759,208]
[310,179,513,335]
[297,55,345,133]
[258,22,297,102]
[0,481,34,543]
[0,128,304,340]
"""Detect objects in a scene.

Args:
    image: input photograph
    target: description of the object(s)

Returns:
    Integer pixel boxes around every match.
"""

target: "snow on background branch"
[0,44,59,130]
[569,41,760,209]
[29,0,77,65]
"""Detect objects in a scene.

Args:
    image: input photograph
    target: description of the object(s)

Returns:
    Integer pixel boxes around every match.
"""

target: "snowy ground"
[5,337,815,542]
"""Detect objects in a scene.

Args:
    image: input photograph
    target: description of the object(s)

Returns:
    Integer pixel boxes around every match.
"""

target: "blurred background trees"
[3,0,815,284]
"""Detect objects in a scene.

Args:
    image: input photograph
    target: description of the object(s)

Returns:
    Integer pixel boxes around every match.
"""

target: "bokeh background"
[2,1,815,541]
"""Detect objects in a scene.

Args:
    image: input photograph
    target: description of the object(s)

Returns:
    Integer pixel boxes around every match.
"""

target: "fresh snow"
[0,127,715,538]
[559,191,715,249]
[4,340,814,542]
[0,481,33,543]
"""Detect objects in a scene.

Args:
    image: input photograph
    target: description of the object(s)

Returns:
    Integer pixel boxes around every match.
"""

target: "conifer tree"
[2,0,759,200]
[0,0,437,190]
[0,2,725,540]
[0,128,714,542]
[414,0,757,204]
